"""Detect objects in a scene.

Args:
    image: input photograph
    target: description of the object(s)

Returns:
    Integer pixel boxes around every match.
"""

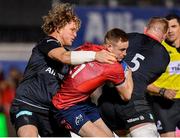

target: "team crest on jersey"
[75,114,84,126]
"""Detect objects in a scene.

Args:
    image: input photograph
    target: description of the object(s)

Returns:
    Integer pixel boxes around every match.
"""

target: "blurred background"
[0,0,179,136]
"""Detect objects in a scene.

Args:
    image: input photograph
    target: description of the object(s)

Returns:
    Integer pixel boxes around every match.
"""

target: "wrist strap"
[71,51,96,65]
[159,88,166,96]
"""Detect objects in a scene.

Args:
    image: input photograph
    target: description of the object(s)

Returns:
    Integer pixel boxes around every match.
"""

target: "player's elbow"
[116,85,133,101]
[120,92,132,101]
[125,93,132,101]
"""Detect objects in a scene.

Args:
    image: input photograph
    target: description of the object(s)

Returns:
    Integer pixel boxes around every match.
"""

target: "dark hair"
[104,28,128,44]
[165,13,180,24]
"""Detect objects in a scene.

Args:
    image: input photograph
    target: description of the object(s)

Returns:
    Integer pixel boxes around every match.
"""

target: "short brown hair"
[147,17,168,34]
[104,28,128,44]
[42,3,81,35]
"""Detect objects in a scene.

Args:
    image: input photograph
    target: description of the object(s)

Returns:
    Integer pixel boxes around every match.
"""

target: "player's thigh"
[49,110,71,137]
[98,101,121,130]
[17,124,38,137]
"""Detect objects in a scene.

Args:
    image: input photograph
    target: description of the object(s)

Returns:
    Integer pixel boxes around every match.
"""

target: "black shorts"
[10,100,70,137]
[99,101,155,130]
[98,91,155,130]
[151,96,180,134]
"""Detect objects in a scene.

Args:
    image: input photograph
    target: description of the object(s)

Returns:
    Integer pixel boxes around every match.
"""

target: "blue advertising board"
[1,7,180,75]
[73,6,180,48]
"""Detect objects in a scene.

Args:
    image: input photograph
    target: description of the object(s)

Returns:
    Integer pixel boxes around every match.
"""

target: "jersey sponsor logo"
[75,114,84,126]
[45,67,56,75]
[45,67,65,80]
[127,115,145,123]
[156,120,163,130]
[169,61,180,75]
[16,110,32,118]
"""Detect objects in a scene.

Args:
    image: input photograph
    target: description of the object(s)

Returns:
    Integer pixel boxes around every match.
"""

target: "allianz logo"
[45,67,64,80]
[45,67,56,75]
[127,115,145,123]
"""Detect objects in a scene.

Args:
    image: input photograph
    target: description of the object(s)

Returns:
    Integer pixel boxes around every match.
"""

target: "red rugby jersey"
[52,43,125,109]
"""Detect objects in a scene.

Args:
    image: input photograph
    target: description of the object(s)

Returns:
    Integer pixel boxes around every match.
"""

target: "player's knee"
[129,123,160,137]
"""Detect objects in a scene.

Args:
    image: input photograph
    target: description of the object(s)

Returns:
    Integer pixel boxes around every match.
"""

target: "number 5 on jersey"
[130,53,145,72]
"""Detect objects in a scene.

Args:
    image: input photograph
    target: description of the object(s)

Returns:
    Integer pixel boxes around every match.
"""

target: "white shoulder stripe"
[15,98,49,110]
[47,39,58,43]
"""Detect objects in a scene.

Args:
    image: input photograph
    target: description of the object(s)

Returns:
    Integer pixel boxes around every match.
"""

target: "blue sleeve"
[120,60,128,72]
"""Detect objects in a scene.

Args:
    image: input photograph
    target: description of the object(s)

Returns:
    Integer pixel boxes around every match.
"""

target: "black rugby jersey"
[99,33,170,110]
[14,36,70,110]
[124,33,170,98]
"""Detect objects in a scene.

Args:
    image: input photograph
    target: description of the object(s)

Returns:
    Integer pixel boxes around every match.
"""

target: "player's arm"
[48,47,117,65]
[147,84,176,100]
[115,68,133,101]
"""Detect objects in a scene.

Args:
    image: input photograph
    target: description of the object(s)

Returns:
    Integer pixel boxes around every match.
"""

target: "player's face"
[166,19,180,43]
[111,41,128,61]
[58,21,78,46]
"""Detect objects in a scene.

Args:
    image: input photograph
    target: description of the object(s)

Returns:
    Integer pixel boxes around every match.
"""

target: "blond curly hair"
[42,3,81,35]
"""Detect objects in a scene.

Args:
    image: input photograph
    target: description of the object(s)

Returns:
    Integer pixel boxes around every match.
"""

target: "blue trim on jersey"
[120,60,128,71]
[16,110,32,118]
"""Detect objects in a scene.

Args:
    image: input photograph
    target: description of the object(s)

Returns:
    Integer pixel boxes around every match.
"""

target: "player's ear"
[144,27,147,34]
[106,44,113,52]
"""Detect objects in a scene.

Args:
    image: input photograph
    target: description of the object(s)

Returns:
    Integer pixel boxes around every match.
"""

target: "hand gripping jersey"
[153,41,180,98]
[52,43,125,110]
